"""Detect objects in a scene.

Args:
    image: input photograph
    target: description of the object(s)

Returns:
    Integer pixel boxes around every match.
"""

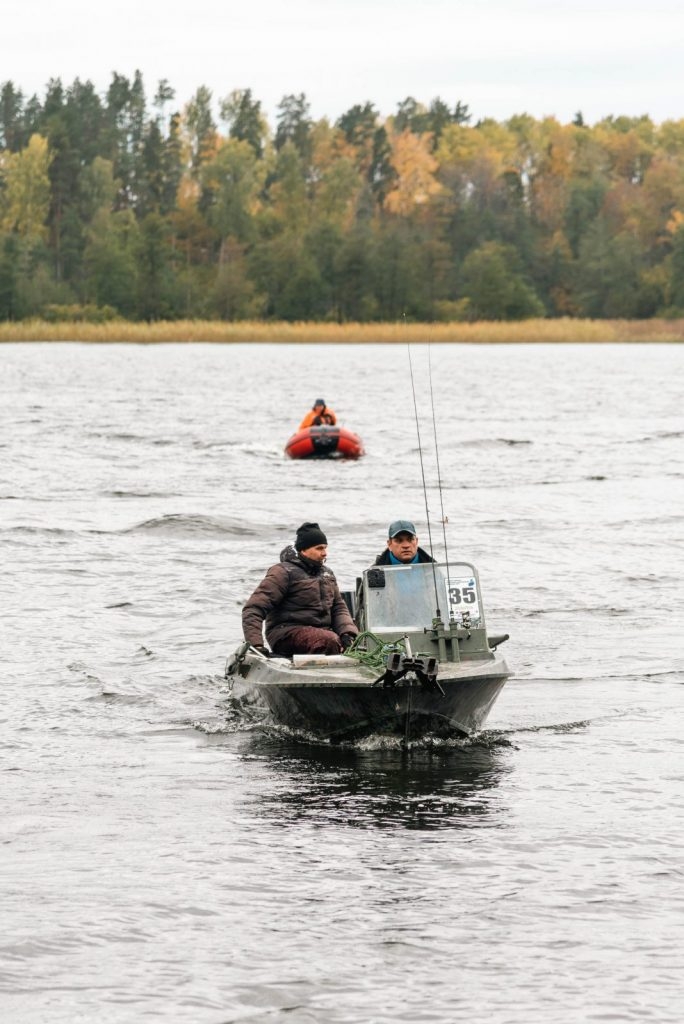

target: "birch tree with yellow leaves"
[384,129,441,217]
[0,133,51,239]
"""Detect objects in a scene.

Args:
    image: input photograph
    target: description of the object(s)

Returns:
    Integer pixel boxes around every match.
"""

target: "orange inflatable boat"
[285,424,365,460]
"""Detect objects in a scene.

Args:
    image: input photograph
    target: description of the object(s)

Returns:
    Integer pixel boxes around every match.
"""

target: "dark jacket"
[374,547,435,565]
[242,545,358,648]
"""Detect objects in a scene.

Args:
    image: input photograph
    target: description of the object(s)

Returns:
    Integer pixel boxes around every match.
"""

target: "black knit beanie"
[295,522,327,551]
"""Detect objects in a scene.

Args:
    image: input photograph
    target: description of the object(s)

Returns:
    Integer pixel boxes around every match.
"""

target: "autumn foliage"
[2,75,684,323]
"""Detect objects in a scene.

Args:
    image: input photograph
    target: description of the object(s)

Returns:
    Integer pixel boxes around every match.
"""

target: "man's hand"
[252,644,271,657]
[339,634,356,651]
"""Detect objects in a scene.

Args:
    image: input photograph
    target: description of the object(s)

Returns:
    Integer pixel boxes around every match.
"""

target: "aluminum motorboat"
[226,559,510,744]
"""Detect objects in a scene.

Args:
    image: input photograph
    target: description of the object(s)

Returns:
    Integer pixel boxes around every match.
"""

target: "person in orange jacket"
[299,398,337,430]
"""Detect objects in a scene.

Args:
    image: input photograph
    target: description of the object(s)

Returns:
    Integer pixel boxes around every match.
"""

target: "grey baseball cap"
[388,520,417,538]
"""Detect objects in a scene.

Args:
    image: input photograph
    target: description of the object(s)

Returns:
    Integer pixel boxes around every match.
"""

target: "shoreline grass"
[1,318,684,344]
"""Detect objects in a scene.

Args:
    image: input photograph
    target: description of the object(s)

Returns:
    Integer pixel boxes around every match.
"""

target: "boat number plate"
[445,576,481,624]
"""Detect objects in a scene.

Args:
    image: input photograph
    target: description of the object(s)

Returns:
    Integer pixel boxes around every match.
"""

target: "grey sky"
[6,0,683,127]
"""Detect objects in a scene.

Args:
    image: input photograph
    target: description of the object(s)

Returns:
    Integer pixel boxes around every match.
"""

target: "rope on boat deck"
[342,631,406,670]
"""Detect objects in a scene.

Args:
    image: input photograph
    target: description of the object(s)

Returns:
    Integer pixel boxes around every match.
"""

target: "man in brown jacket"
[241,522,358,657]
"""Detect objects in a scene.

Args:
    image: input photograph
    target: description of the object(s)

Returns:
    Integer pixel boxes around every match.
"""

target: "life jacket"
[299,407,337,429]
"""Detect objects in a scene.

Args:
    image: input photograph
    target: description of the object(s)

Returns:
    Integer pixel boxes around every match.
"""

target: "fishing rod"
[407,342,442,618]
[427,343,453,616]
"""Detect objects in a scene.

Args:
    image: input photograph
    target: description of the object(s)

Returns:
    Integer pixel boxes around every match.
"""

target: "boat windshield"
[363,561,482,631]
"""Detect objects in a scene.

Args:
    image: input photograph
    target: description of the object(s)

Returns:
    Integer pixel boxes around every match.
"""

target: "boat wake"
[200,693,518,752]
[194,691,272,736]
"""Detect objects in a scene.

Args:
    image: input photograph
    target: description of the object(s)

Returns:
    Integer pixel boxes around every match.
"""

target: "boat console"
[356,561,503,664]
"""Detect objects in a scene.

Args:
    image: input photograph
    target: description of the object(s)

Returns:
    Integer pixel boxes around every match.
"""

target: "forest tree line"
[2,72,684,322]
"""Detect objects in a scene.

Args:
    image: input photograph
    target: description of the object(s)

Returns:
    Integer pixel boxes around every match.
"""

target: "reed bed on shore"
[1,318,683,344]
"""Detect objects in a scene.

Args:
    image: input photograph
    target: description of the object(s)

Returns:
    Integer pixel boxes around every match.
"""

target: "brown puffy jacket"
[242,546,358,648]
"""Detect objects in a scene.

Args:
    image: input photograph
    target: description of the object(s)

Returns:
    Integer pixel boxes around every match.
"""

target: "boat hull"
[228,653,509,743]
[284,425,364,460]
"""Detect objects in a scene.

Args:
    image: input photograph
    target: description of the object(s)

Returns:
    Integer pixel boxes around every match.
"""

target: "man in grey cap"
[373,520,435,565]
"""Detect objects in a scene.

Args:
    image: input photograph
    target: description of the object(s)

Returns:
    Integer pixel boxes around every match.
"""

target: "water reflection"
[240,735,511,831]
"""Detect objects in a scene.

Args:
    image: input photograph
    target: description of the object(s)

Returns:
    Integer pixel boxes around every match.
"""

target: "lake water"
[2,340,683,1023]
